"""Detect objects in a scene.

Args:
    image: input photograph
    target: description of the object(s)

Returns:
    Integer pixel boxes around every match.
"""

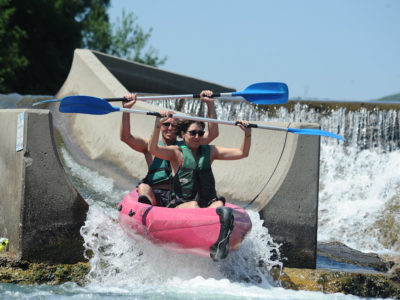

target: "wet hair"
[175,120,205,138]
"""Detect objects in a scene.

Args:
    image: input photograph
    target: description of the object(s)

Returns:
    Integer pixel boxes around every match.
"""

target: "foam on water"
[60,147,128,215]
[79,206,281,287]
[77,209,367,298]
[59,148,370,299]
[269,104,400,255]
[0,280,368,300]
[62,144,362,299]
[61,146,283,286]
[318,143,400,254]
[58,146,356,299]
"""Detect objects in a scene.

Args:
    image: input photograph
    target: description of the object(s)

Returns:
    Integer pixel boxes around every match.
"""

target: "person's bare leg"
[138,183,156,205]
[208,200,224,208]
[176,201,199,208]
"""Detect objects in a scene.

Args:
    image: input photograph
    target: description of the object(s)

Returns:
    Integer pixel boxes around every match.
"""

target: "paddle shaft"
[119,107,345,140]
[119,107,285,131]
[33,82,288,106]
[106,92,234,102]
[57,96,344,140]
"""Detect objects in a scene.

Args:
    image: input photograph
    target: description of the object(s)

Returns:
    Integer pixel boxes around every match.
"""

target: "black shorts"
[167,196,226,208]
[197,196,226,208]
[152,188,172,207]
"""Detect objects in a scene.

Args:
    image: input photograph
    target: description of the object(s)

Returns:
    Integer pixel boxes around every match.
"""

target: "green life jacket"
[143,140,183,186]
[172,144,217,201]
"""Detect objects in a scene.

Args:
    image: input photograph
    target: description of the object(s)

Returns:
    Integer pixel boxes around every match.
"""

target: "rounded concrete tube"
[28,49,320,268]
[0,109,88,263]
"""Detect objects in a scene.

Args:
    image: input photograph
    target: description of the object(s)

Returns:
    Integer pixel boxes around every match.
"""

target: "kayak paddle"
[33,82,288,106]
[58,95,345,141]
[104,82,288,104]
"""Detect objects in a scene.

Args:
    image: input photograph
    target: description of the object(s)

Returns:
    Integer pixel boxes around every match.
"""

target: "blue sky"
[108,0,400,101]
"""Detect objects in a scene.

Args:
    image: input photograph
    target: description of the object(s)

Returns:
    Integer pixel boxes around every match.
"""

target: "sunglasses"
[162,122,176,128]
[187,130,205,137]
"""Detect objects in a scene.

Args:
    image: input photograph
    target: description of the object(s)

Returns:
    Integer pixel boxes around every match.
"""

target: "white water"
[319,144,400,254]
[58,148,367,299]
[61,148,282,284]
[306,106,399,255]
[264,105,400,255]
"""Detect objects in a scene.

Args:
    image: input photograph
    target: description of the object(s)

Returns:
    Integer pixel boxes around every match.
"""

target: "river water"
[1,93,399,299]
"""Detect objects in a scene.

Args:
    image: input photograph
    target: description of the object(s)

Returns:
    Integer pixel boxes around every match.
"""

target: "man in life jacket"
[120,91,219,206]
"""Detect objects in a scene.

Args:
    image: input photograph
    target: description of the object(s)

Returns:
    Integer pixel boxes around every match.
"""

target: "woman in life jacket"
[148,115,251,208]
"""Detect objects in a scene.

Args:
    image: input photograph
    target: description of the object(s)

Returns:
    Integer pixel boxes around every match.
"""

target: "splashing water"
[59,147,128,214]
[79,206,281,288]
[318,144,400,254]
[61,145,283,287]
[57,146,354,300]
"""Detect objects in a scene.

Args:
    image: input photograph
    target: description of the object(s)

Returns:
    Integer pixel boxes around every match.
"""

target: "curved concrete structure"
[52,49,320,267]
[0,109,88,263]
[90,50,236,94]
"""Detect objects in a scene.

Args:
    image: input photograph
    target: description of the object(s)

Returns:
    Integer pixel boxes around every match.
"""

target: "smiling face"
[160,117,177,145]
[182,122,205,149]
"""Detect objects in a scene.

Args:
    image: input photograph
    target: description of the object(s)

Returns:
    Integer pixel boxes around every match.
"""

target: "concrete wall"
[260,134,320,268]
[0,109,88,263]
[52,49,320,267]
[91,50,236,94]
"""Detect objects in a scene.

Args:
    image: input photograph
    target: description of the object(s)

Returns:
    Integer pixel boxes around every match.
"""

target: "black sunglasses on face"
[162,122,175,128]
[187,130,205,137]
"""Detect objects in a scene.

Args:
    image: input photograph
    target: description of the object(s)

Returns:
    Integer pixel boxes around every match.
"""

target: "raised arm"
[120,93,149,153]
[148,116,179,163]
[199,90,219,144]
[210,120,251,162]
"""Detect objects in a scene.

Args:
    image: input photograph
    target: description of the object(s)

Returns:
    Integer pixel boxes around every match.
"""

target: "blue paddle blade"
[233,82,289,105]
[59,95,119,115]
[288,128,346,141]
[32,98,61,106]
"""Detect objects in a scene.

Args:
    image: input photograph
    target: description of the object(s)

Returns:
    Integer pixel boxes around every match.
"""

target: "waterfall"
[154,99,400,152]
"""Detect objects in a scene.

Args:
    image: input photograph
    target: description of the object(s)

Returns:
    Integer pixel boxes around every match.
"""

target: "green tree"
[0,0,165,94]
[0,0,111,94]
[0,0,28,93]
[107,9,166,66]
[80,0,111,52]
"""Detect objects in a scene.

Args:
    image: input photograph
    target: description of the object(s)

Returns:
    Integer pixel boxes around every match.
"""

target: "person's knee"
[138,183,151,194]
[208,200,224,208]
[138,183,157,205]
[176,201,199,209]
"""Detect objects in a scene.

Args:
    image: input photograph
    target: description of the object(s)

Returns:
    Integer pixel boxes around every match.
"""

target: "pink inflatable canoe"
[117,189,252,260]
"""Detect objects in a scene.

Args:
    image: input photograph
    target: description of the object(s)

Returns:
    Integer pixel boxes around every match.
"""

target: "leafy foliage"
[108,9,166,66]
[0,0,28,92]
[0,0,166,94]
[0,0,100,94]
[80,0,112,52]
